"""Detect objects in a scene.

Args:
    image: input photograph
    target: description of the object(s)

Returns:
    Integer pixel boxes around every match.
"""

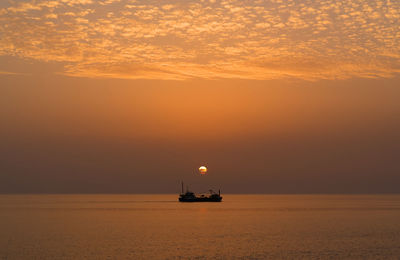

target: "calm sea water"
[1,194,400,259]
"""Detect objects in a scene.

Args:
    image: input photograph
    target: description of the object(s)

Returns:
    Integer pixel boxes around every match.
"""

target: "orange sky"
[1,0,400,80]
[0,0,400,193]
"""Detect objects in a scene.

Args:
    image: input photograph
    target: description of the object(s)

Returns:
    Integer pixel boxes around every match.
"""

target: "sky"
[0,0,400,193]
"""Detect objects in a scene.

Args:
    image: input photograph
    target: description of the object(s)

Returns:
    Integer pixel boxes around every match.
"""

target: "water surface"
[1,194,400,259]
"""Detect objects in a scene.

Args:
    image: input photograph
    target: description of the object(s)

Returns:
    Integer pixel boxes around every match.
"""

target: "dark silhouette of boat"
[179,181,222,202]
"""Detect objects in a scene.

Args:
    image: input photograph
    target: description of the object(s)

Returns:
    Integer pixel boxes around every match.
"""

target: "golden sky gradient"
[0,0,400,193]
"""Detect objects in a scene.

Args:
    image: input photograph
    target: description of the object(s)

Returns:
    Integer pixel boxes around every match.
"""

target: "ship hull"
[179,197,222,202]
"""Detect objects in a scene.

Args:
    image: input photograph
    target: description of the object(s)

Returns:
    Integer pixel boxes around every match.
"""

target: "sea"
[1,194,400,259]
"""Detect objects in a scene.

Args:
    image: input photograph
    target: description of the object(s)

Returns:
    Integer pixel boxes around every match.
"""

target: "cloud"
[0,70,28,75]
[0,0,399,80]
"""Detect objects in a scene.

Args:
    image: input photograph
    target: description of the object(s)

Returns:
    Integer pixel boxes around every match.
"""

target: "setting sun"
[199,166,208,175]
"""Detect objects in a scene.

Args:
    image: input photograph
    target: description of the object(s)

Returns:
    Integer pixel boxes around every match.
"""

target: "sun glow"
[199,166,208,175]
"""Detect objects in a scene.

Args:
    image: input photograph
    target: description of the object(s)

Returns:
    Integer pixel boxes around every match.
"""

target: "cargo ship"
[178,181,222,202]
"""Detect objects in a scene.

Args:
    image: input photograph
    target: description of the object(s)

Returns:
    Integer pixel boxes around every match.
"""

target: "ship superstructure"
[178,181,222,202]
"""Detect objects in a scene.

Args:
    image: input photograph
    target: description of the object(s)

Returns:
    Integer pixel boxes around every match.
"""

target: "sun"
[199,166,208,175]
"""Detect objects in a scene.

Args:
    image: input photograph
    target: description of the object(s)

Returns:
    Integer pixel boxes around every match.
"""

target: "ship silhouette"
[178,181,222,202]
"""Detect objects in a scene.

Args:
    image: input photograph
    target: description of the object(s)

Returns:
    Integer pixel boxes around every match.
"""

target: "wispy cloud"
[0,70,17,75]
[0,70,29,75]
[0,0,399,80]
